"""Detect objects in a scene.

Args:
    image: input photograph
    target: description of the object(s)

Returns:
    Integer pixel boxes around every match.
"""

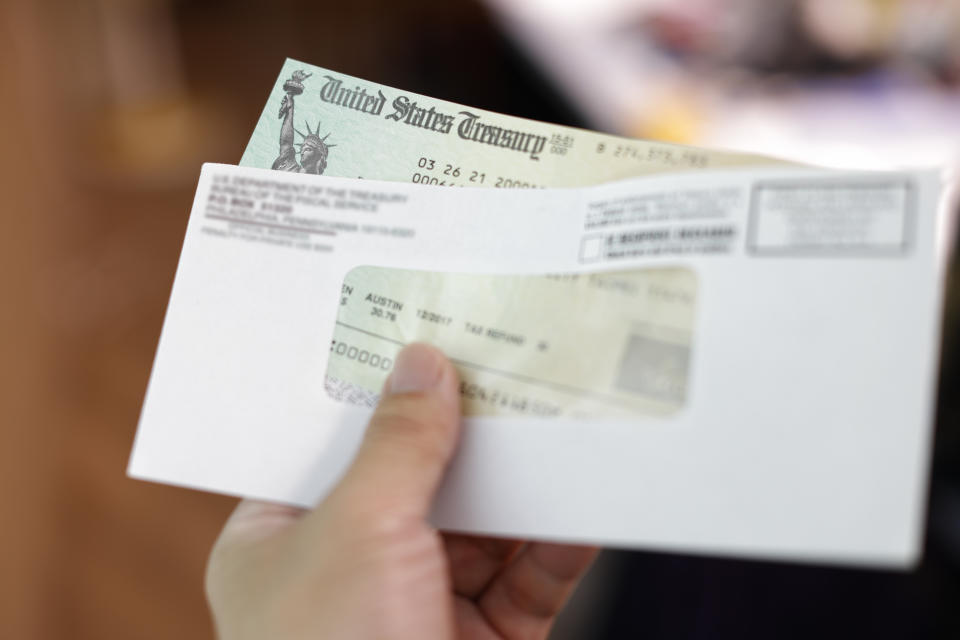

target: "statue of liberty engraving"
[273,70,334,174]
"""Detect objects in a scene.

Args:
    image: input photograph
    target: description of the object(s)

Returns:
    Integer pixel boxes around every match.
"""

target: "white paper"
[129,163,946,567]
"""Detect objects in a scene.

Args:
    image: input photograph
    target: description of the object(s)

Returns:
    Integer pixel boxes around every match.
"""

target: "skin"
[206,343,598,640]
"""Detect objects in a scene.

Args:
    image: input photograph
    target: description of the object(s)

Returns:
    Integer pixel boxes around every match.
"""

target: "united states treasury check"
[240,59,787,189]
[241,59,788,407]
[326,267,697,418]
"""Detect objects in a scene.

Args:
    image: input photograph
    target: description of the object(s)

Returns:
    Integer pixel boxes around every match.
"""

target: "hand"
[206,343,598,639]
[278,93,293,119]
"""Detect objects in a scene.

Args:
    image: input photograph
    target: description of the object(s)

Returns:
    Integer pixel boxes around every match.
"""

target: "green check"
[240,60,782,417]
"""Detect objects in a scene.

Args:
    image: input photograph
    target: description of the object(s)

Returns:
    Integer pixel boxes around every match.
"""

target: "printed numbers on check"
[330,340,394,371]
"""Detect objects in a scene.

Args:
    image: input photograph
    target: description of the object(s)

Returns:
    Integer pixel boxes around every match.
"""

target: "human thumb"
[330,343,461,519]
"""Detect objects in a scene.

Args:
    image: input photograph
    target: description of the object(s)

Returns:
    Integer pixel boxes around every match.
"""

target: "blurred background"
[1,0,959,638]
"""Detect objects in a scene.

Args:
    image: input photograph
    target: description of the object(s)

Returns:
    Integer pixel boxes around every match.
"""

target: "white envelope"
[129,163,947,567]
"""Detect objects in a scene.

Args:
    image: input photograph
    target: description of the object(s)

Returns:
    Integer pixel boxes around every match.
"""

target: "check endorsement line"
[334,321,653,409]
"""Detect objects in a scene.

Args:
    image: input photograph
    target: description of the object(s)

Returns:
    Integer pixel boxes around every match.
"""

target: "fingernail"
[389,343,444,394]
